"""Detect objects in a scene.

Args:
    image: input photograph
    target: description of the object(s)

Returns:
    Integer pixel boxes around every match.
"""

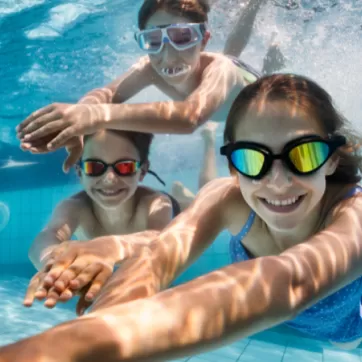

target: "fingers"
[18,111,59,139]
[43,287,74,308]
[23,272,45,307]
[51,259,89,293]
[22,119,66,143]
[76,292,93,316]
[41,250,77,290]
[63,146,83,173]
[16,105,54,134]
[48,128,77,151]
[68,262,106,292]
[84,268,113,302]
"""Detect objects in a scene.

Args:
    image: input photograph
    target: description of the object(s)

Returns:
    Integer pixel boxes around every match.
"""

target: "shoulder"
[324,185,362,226]
[136,186,173,213]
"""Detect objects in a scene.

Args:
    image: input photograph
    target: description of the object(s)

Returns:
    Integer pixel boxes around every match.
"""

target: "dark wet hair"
[224,73,362,185]
[83,130,165,186]
[84,130,153,163]
[138,0,210,30]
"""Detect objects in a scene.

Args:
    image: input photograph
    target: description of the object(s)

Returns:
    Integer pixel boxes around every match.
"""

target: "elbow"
[261,256,314,322]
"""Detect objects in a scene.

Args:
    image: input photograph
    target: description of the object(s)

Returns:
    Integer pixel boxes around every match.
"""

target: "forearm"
[34,256,294,361]
[37,204,362,361]
[98,101,200,134]
[111,230,161,264]
[91,248,159,312]
[29,231,63,271]
[78,87,114,104]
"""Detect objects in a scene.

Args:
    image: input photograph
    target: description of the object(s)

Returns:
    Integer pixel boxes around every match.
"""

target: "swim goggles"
[134,23,207,54]
[220,135,346,180]
[79,159,166,185]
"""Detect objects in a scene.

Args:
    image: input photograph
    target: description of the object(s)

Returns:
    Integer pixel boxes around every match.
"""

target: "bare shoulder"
[56,191,89,211]
[136,186,172,212]
[200,52,239,73]
[204,177,251,234]
[327,186,362,222]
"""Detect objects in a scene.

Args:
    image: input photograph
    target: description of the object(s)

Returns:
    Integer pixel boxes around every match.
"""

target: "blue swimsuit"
[230,186,362,343]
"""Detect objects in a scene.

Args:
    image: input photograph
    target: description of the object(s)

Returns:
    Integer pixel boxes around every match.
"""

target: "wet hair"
[223,74,362,225]
[83,130,165,186]
[138,0,210,30]
[224,73,362,185]
[84,130,153,162]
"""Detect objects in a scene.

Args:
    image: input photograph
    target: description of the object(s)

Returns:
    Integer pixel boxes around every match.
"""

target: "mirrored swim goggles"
[220,135,346,180]
[79,159,165,185]
[134,23,207,54]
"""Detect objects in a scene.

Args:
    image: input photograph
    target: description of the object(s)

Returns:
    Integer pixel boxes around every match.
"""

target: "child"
[26,129,175,301]
[16,0,284,171]
[6,74,362,361]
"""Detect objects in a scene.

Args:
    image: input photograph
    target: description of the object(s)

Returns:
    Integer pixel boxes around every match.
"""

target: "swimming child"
[25,129,176,307]
[16,0,284,171]
[4,74,362,361]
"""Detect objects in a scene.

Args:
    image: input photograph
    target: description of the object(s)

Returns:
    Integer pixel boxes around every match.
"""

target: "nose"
[102,168,118,184]
[265,160,292,192]
[162,42,178,62]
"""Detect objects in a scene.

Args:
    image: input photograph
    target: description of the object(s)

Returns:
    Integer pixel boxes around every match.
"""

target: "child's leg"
[262,32,286,75]
[171,181,196,212]
[171,122,218,212]
[330,337,362,350]
[198,122,218,189]
[223,0,266,57]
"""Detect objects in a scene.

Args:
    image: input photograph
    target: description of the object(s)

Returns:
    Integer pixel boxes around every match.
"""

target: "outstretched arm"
[4,194,362,361]
[28,195,84,270]
[17,56,243,153]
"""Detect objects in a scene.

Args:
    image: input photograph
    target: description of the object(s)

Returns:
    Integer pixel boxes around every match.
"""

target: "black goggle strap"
[148,170,166,186]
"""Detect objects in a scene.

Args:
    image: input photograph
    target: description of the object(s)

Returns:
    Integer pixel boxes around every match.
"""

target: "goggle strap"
[148,170,166,186]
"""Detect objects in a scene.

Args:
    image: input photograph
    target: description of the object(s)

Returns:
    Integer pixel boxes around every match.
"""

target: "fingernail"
[47,143,53,150]
[24,134,30,140]
[86,293,93,301]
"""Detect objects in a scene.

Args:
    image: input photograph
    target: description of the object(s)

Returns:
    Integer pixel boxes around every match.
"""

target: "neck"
[92,194,137,233]
[268,203,322,252]
[172,59,203,95]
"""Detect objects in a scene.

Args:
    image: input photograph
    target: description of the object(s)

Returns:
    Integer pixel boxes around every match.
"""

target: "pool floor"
[0,275,361,361]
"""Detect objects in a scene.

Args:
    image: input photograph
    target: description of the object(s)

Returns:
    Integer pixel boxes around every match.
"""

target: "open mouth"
[96,189,125,197]
[260,194,306,213]
[160,65,190,77]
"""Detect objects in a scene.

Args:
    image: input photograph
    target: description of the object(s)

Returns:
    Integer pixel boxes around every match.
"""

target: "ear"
[201,30,211,50]
[140,160,150,182]
[326,155,339,176]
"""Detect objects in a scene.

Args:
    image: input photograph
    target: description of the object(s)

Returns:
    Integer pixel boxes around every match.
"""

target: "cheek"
[149,54,161,67]
[237,174,260,202]
[182,46,200,63]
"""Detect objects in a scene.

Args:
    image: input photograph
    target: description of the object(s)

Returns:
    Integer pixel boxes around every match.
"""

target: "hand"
[24,238,120,309]
[17,103,105,151]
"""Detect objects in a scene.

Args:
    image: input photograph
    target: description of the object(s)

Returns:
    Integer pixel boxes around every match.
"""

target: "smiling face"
[79,131,146,210]
[144,9,209,85]
[232,100,338,232]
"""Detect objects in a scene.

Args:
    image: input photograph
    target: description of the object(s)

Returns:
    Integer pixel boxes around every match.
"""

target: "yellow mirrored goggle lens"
[289,141,330,173]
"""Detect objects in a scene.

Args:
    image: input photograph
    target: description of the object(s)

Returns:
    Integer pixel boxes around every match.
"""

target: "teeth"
[265,196,300,206]
[98,189,122,196]
[161,65,189,77]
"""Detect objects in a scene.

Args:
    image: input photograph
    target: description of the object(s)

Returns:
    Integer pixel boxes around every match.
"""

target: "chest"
[74,208,148,240]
